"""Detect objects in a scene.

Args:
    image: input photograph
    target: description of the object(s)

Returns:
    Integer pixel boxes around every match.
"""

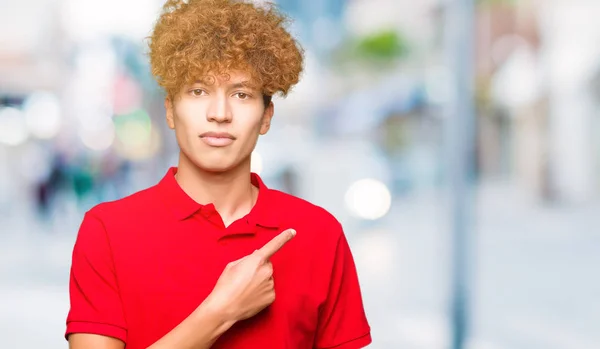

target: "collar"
[157,167,280,229]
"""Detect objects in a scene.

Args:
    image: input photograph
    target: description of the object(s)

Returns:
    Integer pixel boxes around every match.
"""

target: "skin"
[69,71,297,348]
[167,71,274,227]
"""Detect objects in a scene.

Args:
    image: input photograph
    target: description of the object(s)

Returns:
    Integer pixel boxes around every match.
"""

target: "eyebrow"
[230,81,262,92]
[192,80,256,90]
[230,82,250,89]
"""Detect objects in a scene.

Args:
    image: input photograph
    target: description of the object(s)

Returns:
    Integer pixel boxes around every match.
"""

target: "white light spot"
[345,178,392,220]
[23,92,62,139]
[62,0,160,42]
[79,122,115,151]
[0,107,29,146]
[251,151,263,175]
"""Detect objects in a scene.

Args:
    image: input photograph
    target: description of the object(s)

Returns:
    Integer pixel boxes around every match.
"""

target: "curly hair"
[148,0,304,100]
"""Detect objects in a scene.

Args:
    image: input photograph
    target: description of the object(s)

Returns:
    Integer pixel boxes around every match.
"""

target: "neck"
[174,152,258,226]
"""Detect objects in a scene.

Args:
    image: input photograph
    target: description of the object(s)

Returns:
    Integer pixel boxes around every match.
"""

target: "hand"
[205,229,296,322]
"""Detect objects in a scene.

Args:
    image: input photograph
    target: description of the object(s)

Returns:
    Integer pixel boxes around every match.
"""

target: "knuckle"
[252,252,265,263]
[262,266,273,278]
[265,290,275,303]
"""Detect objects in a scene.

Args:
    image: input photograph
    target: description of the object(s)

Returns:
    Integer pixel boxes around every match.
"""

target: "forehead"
[194,70,258,88]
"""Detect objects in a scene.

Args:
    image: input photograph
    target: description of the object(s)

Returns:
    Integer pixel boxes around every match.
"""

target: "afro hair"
[148,0,304,99]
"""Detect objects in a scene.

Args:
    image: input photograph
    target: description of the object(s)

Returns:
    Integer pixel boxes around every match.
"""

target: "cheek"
[234,106,264,130]
[175,106,203,133]
[238,121,263,143]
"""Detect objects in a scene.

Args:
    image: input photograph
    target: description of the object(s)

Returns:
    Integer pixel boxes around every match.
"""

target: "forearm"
[147,299,235,349]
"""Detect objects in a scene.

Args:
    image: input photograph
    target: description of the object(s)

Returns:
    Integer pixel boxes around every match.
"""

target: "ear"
[259,102,274,135]
[165,98,175,129]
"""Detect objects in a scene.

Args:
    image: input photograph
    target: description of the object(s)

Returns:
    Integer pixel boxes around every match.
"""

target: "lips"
[200,132,235,139]
[199,131,235,147]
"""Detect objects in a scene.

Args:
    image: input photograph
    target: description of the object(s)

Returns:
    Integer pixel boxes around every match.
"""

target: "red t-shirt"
[66,167,371,348]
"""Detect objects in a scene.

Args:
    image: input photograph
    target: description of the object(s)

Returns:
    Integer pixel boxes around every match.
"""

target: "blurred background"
[1,0,599,348]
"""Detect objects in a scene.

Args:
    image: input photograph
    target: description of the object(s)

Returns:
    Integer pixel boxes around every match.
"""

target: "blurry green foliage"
[355,29,408,60]
[332,29,409,70]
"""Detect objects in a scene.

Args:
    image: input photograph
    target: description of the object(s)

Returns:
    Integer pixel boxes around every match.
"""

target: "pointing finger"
[255,229,296,261]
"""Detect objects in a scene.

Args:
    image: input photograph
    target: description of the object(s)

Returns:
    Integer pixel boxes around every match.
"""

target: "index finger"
[255,229,296,260]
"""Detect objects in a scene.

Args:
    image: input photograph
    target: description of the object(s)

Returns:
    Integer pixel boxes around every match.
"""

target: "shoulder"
[268,189,343,239]
[86,184,161,224]
[76,184,164,252]
[269,190,340,224]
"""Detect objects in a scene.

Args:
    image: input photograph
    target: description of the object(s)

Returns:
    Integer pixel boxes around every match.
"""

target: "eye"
[190,89,207,96]
[234,92,250,100]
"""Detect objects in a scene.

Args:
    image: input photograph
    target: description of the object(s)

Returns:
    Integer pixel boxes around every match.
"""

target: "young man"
[66,0,371,348]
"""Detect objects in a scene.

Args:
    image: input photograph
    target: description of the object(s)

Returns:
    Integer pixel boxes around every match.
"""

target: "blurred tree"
[332,29,409,72]
[355,30,407,61]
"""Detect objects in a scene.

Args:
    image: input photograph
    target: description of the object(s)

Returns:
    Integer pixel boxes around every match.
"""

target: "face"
[165,71,273,173]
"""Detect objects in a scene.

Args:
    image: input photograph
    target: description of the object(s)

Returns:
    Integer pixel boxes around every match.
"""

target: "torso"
[103,200,325,348]
[93,170,341,348]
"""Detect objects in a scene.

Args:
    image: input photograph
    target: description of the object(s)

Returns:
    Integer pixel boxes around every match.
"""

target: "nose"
[207,94,232,123]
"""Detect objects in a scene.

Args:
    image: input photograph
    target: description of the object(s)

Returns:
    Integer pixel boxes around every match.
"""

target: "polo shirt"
[66,167,371,349]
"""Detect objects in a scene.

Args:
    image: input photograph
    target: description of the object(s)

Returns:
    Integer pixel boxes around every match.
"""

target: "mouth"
[199,132,236,147]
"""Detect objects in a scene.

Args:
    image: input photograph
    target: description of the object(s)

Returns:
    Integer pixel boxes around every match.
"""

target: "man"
[66,0,371,348]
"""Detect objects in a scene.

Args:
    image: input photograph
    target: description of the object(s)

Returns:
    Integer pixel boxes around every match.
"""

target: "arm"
[69,334,124,349]
[314,225,371,349]
[66,211,128,347]
[68,299,232,349]
[146,299,234,349]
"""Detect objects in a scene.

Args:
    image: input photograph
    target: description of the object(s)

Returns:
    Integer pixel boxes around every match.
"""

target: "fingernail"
[289,229,296,237]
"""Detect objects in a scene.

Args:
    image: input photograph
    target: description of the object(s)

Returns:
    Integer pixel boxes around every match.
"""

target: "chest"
[115,227,321,349]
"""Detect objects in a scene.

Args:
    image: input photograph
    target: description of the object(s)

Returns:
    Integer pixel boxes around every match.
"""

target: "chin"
[180,148,248,174]
[191,158,238,174]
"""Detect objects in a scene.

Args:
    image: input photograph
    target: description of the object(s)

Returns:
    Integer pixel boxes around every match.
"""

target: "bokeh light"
[251,151,264,175]
[61,0,159,42]
[114,109,160,160]
[0,107,29,146]
[79,121,116,151]
[344,178,392,220]
[22,92,62,140]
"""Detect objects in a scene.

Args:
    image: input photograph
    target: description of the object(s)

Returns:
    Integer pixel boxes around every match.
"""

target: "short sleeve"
[65,211,127,343]
[314,229,372,349]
